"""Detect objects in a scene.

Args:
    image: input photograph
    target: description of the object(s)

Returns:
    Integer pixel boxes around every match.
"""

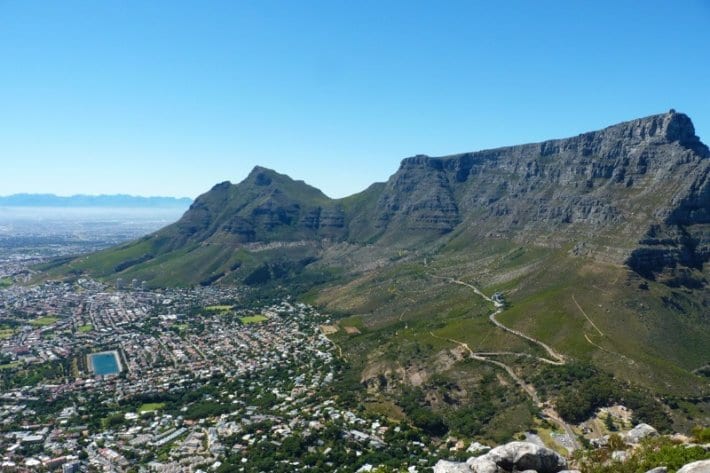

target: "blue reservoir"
[89,352,121,375]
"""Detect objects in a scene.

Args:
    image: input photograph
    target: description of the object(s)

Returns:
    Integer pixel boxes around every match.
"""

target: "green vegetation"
[531,361,671,430]
[397,388,447,436]
[77,323,93,333]
[184,400,231,420]
[0,328,15,339]
[0,359,67,388]
[30,316,59,326]
[175,323,189,332]
[0,277,12,287]
[103,412,126,429]
[580,437,710,473]
[692,425,710,443]
[138,402,165,413]
[314,239,710,437]
[205,305,233,312]
[240,314,268,324]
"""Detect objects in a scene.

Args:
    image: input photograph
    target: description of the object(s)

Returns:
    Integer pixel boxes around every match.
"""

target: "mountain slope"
[58,110,709,287]
[48,111,710,431]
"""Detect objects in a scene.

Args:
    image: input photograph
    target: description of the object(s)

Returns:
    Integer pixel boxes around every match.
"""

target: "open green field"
[138,402,166,413]
[0,361,21,370]
[77,324,93,333]
[0,277,12,288]
[240,314,268,324]
[30,316,59,327]
[0,328,15,340]
[206,305,233,311]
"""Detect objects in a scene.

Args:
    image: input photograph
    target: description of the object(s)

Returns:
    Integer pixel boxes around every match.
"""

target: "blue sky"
[1,1,709,199]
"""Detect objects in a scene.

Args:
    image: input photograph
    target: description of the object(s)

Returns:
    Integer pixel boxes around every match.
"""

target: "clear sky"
[1,1,709,199]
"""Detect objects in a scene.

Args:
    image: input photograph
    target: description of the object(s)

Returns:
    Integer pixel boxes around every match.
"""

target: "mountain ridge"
[43,110,710,430]
[53,109,709,287]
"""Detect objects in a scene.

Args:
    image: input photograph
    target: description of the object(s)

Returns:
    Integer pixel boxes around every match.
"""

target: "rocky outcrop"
[434,441,568,473]
[627,161,710,283]
[469,442,568,473]
[625,423,659,444]
[677,460,710,473]
[434,460,473,473]
[373,155,461,237]
[467,441,492,455]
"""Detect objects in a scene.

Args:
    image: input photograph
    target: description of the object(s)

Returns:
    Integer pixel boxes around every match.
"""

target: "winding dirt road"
[429,273,580,451]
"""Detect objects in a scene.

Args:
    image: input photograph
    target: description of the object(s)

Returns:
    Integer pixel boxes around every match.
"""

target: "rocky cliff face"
[362,111,709,279]
[144,111,710,283]
[627,158,710,282]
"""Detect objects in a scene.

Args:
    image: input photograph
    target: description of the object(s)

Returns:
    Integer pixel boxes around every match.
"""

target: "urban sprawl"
[0,255,440,473]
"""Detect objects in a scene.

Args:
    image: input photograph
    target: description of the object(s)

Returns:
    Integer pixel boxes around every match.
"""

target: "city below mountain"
[7,110,710,472]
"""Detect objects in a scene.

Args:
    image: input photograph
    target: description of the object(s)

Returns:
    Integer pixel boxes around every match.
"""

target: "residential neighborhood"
[0,256,439,472]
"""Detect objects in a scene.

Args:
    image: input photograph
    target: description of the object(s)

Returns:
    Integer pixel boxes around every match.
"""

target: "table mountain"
[47,110,710,432]
[59,109,708,287]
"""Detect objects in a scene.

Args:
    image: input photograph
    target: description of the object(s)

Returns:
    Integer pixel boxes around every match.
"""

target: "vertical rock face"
[365,110,709,279]
[374,156,461,236]
[148,110,709,282]
[627,161,710,282]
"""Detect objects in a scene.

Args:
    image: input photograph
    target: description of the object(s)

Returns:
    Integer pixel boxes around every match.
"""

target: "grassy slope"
[316,238,710,436]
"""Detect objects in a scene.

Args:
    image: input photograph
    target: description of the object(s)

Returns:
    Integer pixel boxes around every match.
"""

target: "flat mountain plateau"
[46,110,710,438]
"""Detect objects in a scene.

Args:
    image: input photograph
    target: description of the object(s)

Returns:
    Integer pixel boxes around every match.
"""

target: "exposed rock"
[433,459,472,473]
[467,456,500,473]
[590,435,609,448]
[677,460,710,473]
[467,441,567,473]
[467,441,492,454]
[64,110,710,288]
[625,423,658,444]
[611,450,629,462]
[644,467,668,473]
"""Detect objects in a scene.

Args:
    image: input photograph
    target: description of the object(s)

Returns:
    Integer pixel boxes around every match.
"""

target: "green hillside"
[40,110,710,435]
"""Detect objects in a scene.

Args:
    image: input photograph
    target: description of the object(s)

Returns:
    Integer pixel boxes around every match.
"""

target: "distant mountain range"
[0,194,192,208]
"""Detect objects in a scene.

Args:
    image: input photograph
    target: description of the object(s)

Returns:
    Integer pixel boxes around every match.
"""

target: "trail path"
[572,295,604,336]
[430,275,565,364]
[429,273,580,451]
[428,330,541,405]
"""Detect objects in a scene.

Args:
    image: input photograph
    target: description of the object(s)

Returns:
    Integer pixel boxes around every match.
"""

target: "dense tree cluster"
[532,362,671,430]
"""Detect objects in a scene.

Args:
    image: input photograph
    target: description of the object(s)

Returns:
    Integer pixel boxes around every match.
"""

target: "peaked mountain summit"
[59,110,708,288]
[47,110,710,426]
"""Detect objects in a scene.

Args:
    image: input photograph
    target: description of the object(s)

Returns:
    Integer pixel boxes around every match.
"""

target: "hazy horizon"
[0,192,193,200]
[2,1,709,199]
